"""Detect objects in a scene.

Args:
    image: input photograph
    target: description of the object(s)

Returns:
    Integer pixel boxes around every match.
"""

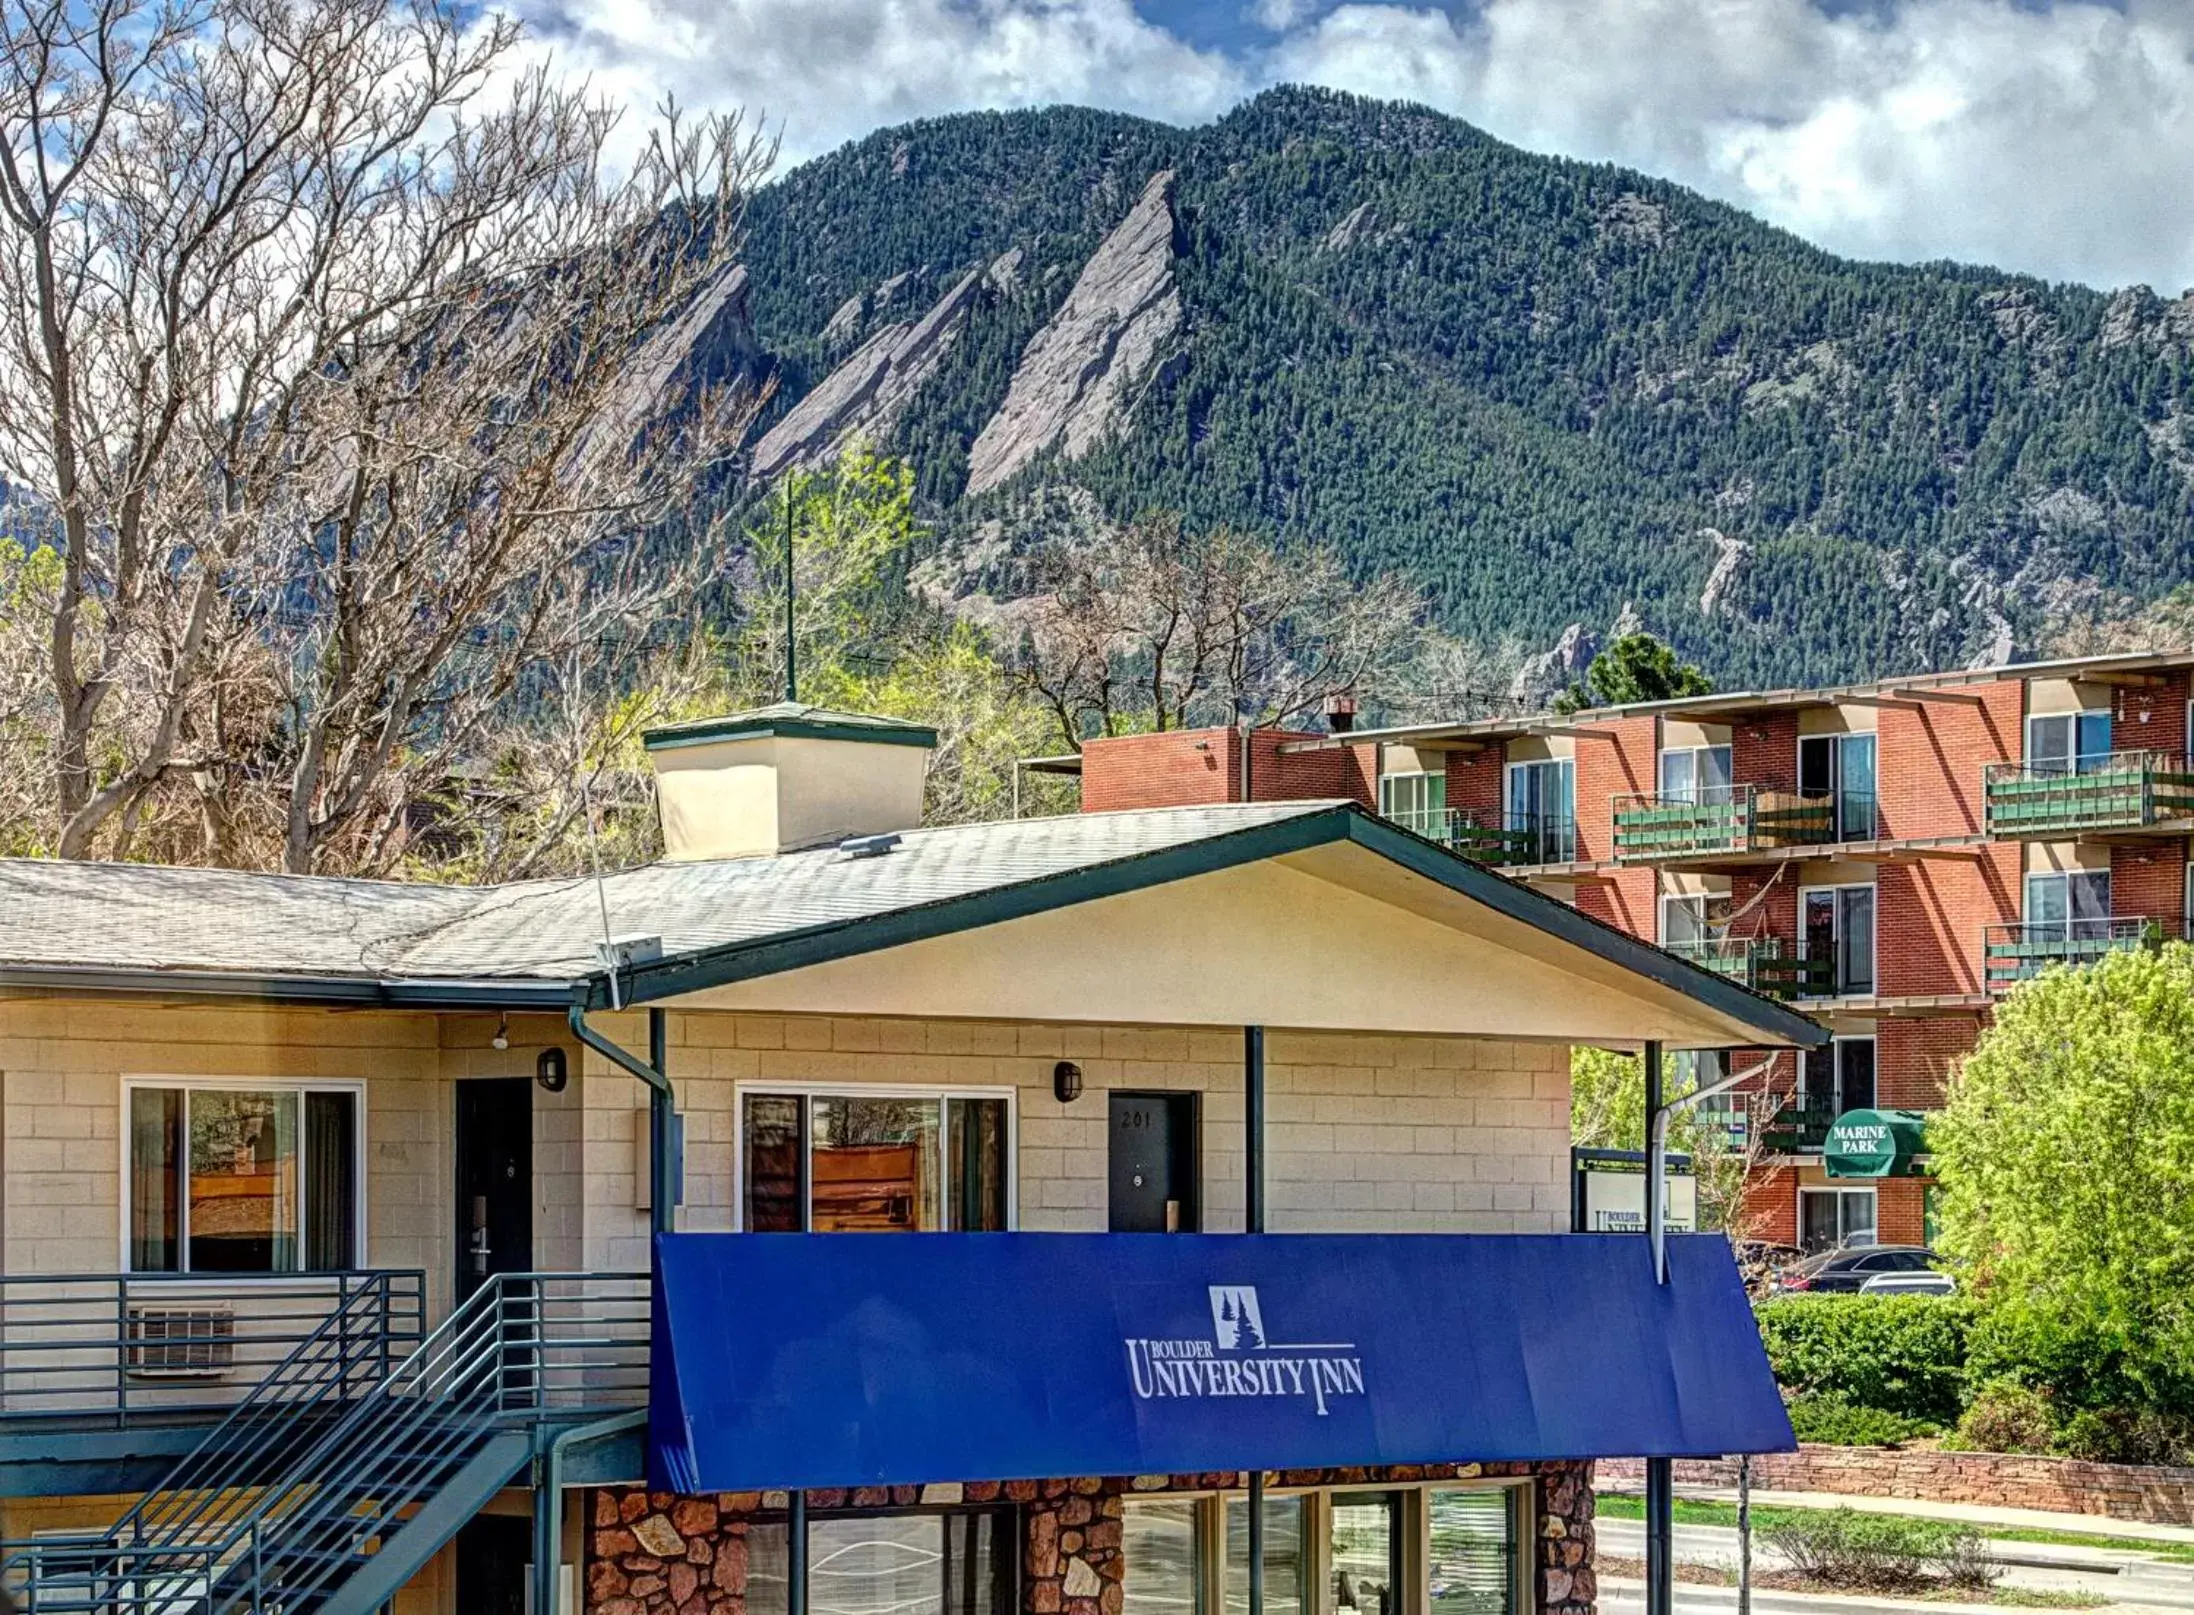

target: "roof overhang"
[603,804,1826,1049]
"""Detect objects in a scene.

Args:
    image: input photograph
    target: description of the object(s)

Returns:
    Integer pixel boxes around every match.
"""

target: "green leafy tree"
[1569,1046,1762,1236]
[1932,945,2194,1424]
[1553,633,1715,714]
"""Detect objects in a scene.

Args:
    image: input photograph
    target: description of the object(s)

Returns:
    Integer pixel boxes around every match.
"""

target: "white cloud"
[499,0,2194,291]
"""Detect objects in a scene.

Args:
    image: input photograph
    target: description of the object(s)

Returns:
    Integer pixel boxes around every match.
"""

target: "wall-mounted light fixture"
[1053,1060,1084,1104]
[491,1013,510,1051]
[536,1047,569,1093]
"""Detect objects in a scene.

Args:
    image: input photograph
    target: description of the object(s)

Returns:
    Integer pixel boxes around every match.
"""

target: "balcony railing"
[1983,750,2194,837]
[1983,916,2179,993]
[0,1270,424,1430]
[1759,1103,1836,1154]
[1384,806,1577,866]
[1663,937,1836,1001]
[1613,785,1862,861]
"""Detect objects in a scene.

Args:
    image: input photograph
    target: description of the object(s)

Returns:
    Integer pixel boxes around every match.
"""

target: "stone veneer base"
[585,1461,1596,1615]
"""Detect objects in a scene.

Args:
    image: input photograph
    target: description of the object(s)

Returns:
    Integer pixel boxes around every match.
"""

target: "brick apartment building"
[1066,650,2194,1255]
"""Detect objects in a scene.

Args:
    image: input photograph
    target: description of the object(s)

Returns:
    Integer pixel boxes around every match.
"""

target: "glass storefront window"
[1224,1496,1307,1615]
[1429,1489,1518,1615]
[744,1508,1014,1615]
[1125,1500,1202,1615]
[1329,1493,1402,1615]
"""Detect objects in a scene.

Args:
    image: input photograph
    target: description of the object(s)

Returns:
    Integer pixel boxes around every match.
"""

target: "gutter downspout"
[534,1409,647,1615]
[568,1003,679,1236]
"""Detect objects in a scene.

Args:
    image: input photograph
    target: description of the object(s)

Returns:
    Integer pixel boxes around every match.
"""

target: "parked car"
[1772,1245,1940,1294]
[1859,1268,1957,1296]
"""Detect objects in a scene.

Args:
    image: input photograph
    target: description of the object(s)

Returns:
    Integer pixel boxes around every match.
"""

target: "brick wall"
[1876,847,2018,998]
[1573,718,1655,866]
[1875,682,2018,842]
[1875,1018,1978,1111]
[1445,746,1506,825]
[1080,729,1372,813]
[1731,713,1800,795]
[2112,840,2189,929]
[1603,1447,2194,1527]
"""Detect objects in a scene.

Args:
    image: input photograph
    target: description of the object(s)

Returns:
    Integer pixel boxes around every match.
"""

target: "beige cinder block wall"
[637,1013,1573,1237]
[0,999,450,1303]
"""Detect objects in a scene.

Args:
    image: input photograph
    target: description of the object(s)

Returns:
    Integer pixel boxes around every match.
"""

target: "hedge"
[1754,1295,1973,1427]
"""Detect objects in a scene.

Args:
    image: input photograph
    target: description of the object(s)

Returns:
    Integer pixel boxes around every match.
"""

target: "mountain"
[732,87,2194,691]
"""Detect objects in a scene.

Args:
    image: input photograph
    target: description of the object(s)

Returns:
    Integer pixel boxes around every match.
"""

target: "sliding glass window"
[740,1088,1013,1232]
[126,1082,361,1274]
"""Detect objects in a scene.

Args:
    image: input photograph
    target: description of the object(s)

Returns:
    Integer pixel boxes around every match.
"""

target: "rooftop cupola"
[642,702,937,861]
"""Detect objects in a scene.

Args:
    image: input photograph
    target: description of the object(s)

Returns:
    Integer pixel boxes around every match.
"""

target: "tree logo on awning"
[1210,1286,1267,1349]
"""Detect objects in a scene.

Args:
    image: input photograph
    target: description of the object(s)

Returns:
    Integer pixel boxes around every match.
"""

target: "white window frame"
[1657,744,1734,804]
[1798,1185,1879,1250]
[731,1080,1020,1233]
[1122,1478,1534,1615]
[1378,770,1445,820]
[1796,732,1878,841]
[1799,881,1876,997]
[2025,709,2112,774]
[1502,757,1576,862]
[117,1076,369,1276]
[2023,868,2113,937]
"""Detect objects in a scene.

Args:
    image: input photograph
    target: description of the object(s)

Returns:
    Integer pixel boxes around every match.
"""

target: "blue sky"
[510,0,2194,290]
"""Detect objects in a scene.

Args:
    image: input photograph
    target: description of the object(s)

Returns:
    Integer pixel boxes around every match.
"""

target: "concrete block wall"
[654,1015,1575,1238]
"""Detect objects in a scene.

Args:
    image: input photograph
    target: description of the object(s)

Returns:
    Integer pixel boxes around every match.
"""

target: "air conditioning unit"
[125,1304,236,1378]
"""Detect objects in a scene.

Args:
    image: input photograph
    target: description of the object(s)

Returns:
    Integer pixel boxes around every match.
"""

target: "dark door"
[455,1513,532,1615]
[1109,1092,1198,1233]
[455,1078,533,1301]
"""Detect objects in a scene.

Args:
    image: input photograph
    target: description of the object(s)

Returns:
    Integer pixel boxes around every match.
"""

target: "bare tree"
[1011,513,1424,747]
[0,0,772,871]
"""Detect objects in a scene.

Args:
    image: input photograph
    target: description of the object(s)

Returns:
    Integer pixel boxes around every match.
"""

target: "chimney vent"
[1325,695,1359,734]
[642,703,937,861]
[838,832,903,860]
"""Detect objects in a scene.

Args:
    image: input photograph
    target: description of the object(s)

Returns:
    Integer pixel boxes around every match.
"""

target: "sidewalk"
[1601,1483,2194,1548]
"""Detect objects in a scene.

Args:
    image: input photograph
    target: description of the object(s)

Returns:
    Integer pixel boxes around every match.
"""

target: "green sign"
[1823,1108,1929,1179]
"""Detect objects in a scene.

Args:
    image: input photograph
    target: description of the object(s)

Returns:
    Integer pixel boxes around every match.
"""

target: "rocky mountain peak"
[963,169,1183,496]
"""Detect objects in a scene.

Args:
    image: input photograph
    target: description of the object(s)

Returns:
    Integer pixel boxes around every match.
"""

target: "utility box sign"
[1572,1149,1697,1234]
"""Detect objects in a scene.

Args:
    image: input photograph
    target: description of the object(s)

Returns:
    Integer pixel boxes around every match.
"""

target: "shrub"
[2052,1408,2194,1467]
[1754,1295,1973,1426]
[1763,1509,1996,1592]
[1949,1380,2057,1456]
[1786,1393,1937,1447]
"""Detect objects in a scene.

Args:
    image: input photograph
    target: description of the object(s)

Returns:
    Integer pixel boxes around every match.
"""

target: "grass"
[1594,1494,2194,1563]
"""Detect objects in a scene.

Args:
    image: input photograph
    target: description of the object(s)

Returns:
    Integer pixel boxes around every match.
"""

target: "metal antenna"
[783,476,798,704]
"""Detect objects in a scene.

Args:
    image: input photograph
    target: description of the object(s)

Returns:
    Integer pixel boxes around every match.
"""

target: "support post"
[1248,1470,1265,1615]
[649,1008,675,1236]
[789,1489,809,1615]
[1646,1456,1673,1615]
[1644,1040,1667,1284]
[1244,1027,1266,1234]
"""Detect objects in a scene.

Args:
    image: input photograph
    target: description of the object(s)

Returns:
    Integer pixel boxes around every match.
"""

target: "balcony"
[1613,785,1853,862]
[1384,806,1577,866]
[1663,936,1835,1000]
[1759,1102,1835,1154]
[1983,917,2177,993]
[0,1270,424,1434]
[1982,751,2194,838]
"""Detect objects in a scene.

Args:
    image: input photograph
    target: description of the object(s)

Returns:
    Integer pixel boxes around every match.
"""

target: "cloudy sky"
[508,0,2194,293]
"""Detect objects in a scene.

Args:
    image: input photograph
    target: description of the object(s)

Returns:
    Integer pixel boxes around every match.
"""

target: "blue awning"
[649,1232,1794,1494]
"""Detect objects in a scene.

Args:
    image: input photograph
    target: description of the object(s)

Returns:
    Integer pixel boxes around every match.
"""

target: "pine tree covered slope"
[737,87,2194,690]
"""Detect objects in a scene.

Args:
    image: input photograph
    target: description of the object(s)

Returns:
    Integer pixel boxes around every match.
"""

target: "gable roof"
[0,802,1824,1046]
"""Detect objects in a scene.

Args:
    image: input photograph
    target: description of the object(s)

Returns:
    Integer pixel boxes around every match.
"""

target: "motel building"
[0,703,1816,1615]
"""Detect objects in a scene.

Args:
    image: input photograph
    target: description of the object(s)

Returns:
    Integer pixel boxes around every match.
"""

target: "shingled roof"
[0,800,1826,1047]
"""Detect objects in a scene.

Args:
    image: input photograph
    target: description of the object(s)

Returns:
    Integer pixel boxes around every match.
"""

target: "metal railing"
[1383,806,1577,866]
[1613,784,1867,861]
[1760,1103,1836,1154]
[1983,750,2194,837]
[1983,916,2180,992]
[0,1270,423,1430]
[1662,936,1835,1000]
[2,1272,647,1614]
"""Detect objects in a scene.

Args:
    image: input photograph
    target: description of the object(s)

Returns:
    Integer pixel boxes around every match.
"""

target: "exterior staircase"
[2,1271,647,1614]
